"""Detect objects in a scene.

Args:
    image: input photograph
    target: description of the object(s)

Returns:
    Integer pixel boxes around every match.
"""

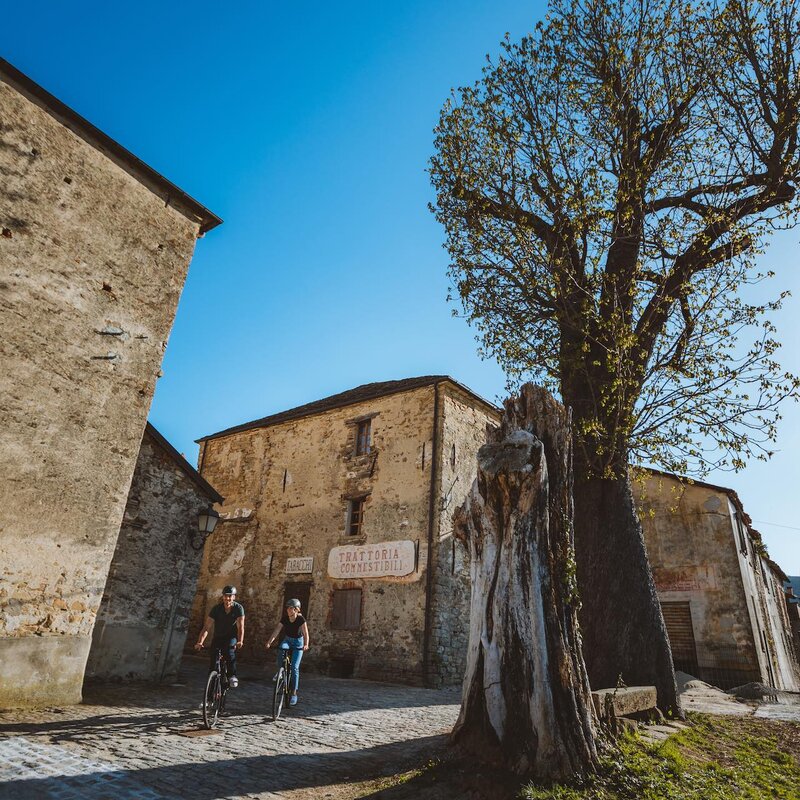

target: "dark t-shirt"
[209,602,245,643]
[280,612,306,639]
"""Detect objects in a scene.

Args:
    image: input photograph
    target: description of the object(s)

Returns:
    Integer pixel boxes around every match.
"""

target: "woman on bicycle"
[265,598,309,706]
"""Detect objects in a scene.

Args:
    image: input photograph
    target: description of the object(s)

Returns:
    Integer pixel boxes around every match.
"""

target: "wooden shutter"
[332,589,362,630]
[660,601,698,665]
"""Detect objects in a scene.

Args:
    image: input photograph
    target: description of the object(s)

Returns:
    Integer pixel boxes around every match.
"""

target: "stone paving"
[0,658,461,800]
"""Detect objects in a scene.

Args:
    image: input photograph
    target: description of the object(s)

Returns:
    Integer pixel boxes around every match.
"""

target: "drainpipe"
[422,381,441,687]
[158,559,187,681]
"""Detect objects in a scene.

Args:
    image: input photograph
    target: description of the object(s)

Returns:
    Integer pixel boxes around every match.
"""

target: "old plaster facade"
[85,424,223,682]
[0,59,219,707]
[636,470,800,691]
[189,377,500,686]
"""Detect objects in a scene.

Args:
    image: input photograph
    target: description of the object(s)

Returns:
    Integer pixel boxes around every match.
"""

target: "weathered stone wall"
[636,473,798,688]
[427,386,499,686]
[191,386,438,684]
[0,81,200,706]
[84,428,215,682]
[756,559,800,691]
[636,476,759,681]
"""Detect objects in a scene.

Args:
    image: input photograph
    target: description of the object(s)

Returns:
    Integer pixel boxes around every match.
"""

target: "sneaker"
[229,676,239,688]
[289,695,298,707]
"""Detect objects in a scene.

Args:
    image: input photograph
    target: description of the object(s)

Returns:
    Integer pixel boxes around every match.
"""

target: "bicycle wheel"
[272,666,286,720]
[203,670,222,729]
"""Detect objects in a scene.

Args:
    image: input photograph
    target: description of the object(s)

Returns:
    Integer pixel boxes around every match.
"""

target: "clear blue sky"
[3,1,798,572]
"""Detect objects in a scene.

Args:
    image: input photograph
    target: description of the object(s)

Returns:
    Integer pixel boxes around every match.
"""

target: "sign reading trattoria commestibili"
[327,540,415,579]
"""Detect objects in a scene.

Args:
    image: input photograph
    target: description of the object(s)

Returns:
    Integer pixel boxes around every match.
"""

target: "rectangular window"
[355,419,371,455]
[347,496,366,536]
[331,588,362,629]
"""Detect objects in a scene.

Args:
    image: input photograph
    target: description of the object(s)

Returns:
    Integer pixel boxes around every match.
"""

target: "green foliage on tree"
[430,0,800,478]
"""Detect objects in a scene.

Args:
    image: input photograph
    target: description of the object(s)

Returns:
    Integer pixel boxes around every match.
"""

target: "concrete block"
[592,686,658,718]
[0,635,91,708]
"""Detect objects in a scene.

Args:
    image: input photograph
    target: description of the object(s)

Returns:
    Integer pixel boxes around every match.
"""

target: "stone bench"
[592,686,660,724]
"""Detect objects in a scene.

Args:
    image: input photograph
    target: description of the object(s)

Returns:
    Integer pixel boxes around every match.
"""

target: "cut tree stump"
[452,384,598,780]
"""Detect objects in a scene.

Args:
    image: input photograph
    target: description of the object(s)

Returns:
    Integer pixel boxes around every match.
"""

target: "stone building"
[785,577,800,660]
[636,469,800,691]
[190,376,500,686]
[0,59,220,707]
[85,424,223,682]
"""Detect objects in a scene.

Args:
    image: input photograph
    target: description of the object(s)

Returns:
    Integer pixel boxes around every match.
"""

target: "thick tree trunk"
[572,466,680,715]
[452,385,598,780]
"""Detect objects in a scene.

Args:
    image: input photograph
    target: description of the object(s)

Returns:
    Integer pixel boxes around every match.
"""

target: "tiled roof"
[197,376,500,442]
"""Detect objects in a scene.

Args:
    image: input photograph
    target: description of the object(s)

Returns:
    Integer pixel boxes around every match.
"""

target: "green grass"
[522,714,800,800]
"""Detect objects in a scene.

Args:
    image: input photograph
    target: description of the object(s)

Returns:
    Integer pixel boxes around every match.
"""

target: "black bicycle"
[202,648,230,729]
[272,647,302,720]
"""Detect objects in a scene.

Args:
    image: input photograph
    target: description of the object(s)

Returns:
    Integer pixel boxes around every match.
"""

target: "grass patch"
[362,759,440,794]
[522,714,800,800]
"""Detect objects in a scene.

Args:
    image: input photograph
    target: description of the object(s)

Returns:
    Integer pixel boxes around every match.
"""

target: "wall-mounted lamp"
[190,507,220,550]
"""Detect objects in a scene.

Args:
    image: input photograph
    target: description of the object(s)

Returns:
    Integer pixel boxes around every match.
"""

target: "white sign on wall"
[328,540,415,579]
[286,556,314,574]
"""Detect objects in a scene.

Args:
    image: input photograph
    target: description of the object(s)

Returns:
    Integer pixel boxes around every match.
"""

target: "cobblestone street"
[0,658,460,800]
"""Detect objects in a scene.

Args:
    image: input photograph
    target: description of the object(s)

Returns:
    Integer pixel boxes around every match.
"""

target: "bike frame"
[271,646,303,721]
[202,647,230,729]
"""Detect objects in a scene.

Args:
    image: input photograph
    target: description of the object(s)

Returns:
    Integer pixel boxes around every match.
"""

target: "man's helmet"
[222,585,237,596]
[285,598,301,608]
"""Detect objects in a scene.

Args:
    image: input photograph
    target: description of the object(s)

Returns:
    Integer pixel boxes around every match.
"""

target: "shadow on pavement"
[0,733,451,800]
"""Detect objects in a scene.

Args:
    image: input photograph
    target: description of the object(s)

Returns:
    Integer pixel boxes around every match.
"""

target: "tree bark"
[572,464,680,715]
[452,384,598,780]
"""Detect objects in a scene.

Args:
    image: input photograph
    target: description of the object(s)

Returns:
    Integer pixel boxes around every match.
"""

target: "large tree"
[431,0,800,711]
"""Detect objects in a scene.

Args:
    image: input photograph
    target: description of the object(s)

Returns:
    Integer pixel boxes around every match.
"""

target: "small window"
[347,496,366,536]
[355,419,371,455]
[332,588,362,629]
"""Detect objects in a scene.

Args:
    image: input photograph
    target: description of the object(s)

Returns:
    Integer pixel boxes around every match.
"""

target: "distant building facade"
[0,59,220,707]
[785,577,800,660]
[636,470,800,691]
[190,377,500,686]
[85,424,223,682]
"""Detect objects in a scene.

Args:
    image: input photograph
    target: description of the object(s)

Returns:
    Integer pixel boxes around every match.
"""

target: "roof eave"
[0,58,222,234]
[196,375,502,443]
[145,423,224,504]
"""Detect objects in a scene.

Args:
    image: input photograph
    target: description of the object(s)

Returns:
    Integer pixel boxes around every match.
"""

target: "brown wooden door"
[660,601,698,668]
[283,582,312,619]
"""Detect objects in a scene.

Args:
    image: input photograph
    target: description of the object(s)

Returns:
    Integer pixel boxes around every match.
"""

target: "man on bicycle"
[194,585,245,688]
[266,598,309,706]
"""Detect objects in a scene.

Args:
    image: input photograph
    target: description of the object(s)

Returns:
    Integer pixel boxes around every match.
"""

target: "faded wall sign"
[653,565,718,593]
[286,556,313,574]
[328,540,415,579]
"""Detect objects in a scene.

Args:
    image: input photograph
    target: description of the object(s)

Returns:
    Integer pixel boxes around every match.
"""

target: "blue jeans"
[277,636,304,693]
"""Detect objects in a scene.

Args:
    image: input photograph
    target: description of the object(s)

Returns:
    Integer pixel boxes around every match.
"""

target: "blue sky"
[4,1,798,571]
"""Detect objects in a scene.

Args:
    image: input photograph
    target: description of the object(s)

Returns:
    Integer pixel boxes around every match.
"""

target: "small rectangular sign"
[328,540,415,579]
[286,556,314,574]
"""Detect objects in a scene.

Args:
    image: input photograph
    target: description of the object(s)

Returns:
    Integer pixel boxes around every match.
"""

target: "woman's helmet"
[285,598,301,609]
[222,585,237,596]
